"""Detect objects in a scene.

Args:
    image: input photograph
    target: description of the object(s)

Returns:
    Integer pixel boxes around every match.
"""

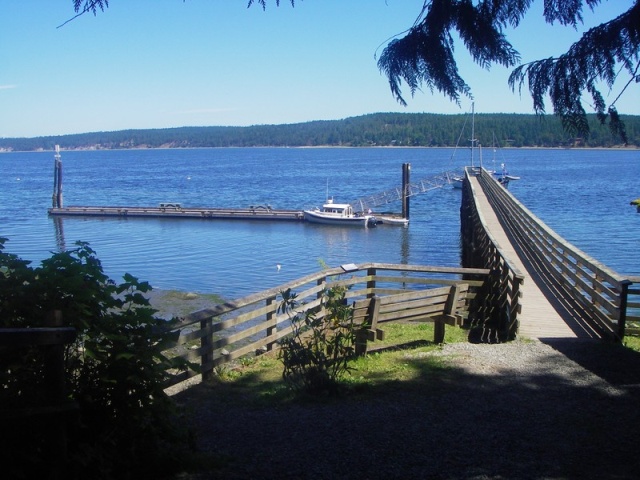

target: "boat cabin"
[322,202,355,217]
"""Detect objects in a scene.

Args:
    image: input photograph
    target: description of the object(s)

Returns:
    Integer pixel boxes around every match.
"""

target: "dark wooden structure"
[461,166,636,341]
[352,283,469,354]
[157,263,496,389]
[0,312,77,476]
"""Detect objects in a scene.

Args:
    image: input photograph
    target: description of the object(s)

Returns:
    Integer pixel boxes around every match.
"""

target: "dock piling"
[52,145,63,208]
[402,163,410,220]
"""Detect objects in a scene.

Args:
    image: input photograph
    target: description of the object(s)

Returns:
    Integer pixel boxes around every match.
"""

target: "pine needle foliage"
[378,0,640,143]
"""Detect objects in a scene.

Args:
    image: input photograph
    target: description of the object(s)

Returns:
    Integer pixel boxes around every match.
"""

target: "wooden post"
[366,267,377,298]
[43,311,65,400]
[354,297,384,356]
[618,280,632,340]
[52,147,59,208]
[402,163,411,220]
[43,310,74,476]
[57,157,63,208]
[200,318,213,381]
[53,145,63,208]
[266,296,276,351]
[434,284,462,344]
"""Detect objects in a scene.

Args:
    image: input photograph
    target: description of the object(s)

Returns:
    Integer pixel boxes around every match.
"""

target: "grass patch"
[190,322,469,406]
[623,334,640,353]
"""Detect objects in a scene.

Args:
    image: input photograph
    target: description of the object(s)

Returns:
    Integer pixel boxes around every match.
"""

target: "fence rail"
[158,263,492,389]
[460,169,525,341]
[474,167,634,340]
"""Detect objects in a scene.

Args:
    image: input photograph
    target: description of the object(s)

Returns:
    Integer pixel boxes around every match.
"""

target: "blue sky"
[1,1,637,138]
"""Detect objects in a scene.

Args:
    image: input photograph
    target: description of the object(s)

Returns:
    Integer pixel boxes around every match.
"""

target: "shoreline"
[2,144,638,153]
[144,289,224,320]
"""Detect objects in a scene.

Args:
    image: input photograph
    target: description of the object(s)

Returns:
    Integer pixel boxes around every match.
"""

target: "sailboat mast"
[470,102,475,168]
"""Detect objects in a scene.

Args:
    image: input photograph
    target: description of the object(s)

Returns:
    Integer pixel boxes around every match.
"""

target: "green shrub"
[277,286,356,395]
[0,238,193,479]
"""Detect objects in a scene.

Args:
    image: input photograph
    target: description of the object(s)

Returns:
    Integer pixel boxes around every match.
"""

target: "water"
[1,148,638,299]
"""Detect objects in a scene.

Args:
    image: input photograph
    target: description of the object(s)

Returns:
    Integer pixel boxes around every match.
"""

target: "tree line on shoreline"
[1,112,638,152]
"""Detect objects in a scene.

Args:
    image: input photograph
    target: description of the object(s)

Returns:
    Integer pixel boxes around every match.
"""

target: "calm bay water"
[1,147,638,299]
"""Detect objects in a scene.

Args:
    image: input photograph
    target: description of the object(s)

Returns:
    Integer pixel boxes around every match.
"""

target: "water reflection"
[53,216,66,252]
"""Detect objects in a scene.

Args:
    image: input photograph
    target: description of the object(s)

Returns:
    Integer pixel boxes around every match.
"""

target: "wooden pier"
[48,205,305,221]
[462,167,636,341]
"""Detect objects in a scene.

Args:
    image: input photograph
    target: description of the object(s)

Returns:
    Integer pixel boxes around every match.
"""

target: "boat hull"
[303,210,375,227]
[377,216,409,226]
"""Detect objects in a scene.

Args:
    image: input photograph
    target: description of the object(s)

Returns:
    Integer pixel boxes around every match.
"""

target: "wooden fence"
[157,263,491,389]
[460,169,525,341]
[474,167,633,340]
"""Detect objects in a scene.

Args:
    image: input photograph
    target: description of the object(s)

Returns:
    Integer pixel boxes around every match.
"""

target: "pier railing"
[474,167,633,340]
[460,169,525,341]
[157,263,491,389]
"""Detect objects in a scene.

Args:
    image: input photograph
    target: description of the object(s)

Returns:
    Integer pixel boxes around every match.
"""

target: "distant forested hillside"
[1,112,638,151]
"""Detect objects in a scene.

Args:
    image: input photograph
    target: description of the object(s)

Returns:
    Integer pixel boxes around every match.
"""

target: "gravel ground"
[173,338,640,480]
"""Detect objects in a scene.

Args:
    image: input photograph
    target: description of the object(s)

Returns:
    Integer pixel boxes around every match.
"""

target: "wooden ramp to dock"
[469,175,593,340]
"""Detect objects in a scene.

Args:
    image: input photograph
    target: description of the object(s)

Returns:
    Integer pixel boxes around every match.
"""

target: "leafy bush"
[277,286,357,395]
[0,238,193,479]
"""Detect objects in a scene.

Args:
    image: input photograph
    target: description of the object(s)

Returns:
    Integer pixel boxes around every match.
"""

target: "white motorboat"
[376,215,409,226]
[303,199,377,227]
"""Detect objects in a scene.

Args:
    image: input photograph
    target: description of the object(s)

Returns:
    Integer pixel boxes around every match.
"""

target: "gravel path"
[174,338,640,479]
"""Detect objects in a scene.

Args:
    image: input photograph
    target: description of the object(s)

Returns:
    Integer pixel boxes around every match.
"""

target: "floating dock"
[48,205,305,221]
[47,205,409,226]
[47,147,413,225]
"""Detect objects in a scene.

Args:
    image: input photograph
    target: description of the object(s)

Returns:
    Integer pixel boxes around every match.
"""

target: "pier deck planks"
[469,176,582,340]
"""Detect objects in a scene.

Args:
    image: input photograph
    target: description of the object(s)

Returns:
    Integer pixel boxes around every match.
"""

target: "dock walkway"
[469,175,588,340]
[48,205,305,221]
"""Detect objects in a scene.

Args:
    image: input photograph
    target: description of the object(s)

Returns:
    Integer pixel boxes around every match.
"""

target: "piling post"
[402,163,410,220]
[52,146,59,208]
[53,145,63,208]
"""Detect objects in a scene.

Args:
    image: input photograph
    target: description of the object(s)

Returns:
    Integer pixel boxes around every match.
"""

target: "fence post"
[367,267,377,298]
[200,317,213,381]
[509,274,523,338]
[43,310,75,476]
[618,280,632,340]
[266,295,276,351]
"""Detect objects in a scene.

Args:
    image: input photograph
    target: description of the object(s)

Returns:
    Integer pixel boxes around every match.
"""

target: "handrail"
[475,167,633,339]
[460,168,524,341]
[159,263,491,389]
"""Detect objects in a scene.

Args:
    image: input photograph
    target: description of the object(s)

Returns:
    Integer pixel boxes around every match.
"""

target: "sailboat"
[451,103,478,189]
[488,133,520,188]
[493,163,520,187]
[451,103,520,189]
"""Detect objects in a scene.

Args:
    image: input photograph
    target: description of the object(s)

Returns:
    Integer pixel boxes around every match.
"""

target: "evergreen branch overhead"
[379,0,639,141]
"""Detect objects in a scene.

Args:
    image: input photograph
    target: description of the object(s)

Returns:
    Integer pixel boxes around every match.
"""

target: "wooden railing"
[460,168,525,341]
[158,263,490,389]
[474,167,633,340]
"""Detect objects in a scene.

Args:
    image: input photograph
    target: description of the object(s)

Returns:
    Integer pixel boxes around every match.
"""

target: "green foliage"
[0,238,193,479]
[1,112,638,151]
[378,0,640,141]
[277,286,357,395]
